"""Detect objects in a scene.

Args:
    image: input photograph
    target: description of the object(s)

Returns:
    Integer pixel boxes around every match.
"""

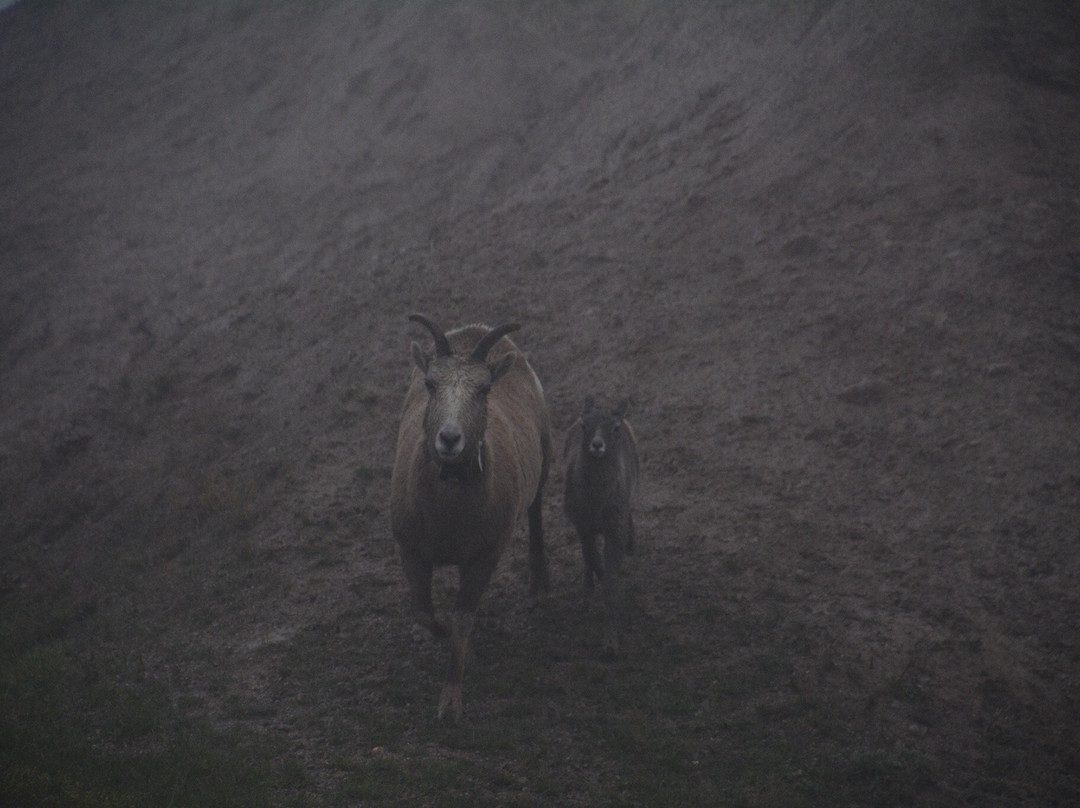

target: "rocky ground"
[2,1,1079,805]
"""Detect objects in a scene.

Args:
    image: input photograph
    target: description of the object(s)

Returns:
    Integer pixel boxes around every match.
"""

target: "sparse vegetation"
[2,0,1077,806]
[0,633,287,808]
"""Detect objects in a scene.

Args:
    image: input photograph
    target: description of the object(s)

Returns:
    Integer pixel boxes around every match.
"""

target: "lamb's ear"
[489,352,516,384]
[615,398,631,418]
[411,341,429,373]
[582,395,595,416]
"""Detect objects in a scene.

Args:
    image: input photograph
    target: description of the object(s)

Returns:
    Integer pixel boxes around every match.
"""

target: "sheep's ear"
[615,398,631,418]
[411,341,429,373]
[582,395,595,415]
[489,352,516,384]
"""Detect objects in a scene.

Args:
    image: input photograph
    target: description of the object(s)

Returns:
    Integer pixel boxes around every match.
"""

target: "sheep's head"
[578,396,630,460]
[409,314,518,473]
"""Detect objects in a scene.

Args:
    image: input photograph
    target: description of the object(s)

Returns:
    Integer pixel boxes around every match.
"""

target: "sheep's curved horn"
[408,314,452,357]
[471,322,521,362]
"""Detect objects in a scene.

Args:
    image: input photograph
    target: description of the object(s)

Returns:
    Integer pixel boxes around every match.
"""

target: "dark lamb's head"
[578,396,630,460]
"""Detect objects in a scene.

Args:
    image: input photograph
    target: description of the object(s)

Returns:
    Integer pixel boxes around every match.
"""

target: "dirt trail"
[2,1,1079,804]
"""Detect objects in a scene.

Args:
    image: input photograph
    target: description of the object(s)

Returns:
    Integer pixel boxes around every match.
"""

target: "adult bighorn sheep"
[389,314,552,720]
[563,396,638,656]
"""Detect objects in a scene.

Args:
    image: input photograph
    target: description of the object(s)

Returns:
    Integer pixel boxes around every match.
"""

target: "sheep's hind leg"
[527,492,550,595]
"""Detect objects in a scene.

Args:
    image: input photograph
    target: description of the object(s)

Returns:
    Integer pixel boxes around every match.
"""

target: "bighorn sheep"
[389,314,552,720]
[563,396,638,656]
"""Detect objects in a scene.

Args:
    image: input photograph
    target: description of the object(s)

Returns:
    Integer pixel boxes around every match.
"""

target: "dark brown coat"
[564,396,638,655]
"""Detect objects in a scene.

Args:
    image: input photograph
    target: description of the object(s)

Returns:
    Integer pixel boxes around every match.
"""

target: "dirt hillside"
[2,1,1079,805]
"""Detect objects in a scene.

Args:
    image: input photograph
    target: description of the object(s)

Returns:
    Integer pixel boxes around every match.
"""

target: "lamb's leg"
[402,549,447,638]
[438,554,497,722]
[579,531,602,599]
[600,511,628,657]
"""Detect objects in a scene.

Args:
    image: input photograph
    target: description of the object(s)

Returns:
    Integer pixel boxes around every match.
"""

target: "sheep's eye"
[424,378,436,393]
[478,381,492,395]
[612,422,622,432]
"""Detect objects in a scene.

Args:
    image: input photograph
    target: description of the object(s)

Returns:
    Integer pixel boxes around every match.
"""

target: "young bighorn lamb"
[564,396,639,656]
[389,314,552,721]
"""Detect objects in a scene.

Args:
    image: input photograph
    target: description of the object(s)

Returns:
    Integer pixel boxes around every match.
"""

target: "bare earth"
[2,1,1079,805]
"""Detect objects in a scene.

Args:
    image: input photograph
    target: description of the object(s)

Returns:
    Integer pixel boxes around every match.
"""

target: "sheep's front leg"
[438,554,497,722]
[402,550,447,638]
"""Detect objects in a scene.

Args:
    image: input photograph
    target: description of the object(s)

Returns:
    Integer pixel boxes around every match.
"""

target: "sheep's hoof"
[414,609,450,639]
[437,684,463,722]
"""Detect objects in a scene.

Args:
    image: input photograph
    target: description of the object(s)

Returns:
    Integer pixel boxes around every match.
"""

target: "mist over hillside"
[2,2,1078,805]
